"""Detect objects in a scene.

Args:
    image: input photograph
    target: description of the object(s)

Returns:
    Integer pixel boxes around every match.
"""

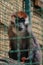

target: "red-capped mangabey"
[8,11,42,65]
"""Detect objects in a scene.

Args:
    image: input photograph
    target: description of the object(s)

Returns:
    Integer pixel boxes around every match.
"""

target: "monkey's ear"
[10,13,16,23]
[11,12,17,18]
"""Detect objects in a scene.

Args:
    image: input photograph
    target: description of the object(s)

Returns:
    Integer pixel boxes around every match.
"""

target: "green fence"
[0,0,43,65]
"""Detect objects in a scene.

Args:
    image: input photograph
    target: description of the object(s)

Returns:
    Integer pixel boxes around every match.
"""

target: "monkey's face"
[11,11,29,33]
[15,17,29,32]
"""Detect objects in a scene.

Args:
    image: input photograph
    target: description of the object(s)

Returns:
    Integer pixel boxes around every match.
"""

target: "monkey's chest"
[9,39,29,61]
[20,41,29,57]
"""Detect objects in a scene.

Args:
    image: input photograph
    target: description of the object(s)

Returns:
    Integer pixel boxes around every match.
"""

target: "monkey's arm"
[26,31,42,65]
[31,32,42,65]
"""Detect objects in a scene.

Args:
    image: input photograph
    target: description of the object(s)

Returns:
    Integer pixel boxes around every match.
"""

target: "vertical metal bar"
[24,0,32,65]
[24,0,32,30]
[16,0,20,63]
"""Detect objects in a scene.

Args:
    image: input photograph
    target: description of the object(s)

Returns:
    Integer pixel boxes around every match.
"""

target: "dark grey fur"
[8,21,42,65]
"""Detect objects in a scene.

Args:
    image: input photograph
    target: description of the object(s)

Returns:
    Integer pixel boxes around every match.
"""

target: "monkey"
[8,11,42,65]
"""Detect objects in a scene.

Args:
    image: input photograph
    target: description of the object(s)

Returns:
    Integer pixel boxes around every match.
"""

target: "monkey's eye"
[18,18,25,23]
[15,17,25,23]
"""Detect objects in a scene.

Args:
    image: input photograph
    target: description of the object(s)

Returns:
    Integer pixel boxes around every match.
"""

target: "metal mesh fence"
[0,0,43,65]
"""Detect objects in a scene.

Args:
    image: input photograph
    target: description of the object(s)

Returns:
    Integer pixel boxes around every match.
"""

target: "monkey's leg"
[33,48,42,65]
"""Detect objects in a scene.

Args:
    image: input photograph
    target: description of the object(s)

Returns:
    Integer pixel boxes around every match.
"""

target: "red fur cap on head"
[11,11,27,19]
[17,11,27,18]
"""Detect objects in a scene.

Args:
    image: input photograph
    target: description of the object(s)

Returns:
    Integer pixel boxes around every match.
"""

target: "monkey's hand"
[21,57,27,62]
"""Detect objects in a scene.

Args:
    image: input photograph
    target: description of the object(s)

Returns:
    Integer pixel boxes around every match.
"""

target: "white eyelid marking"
[25,17,29,25]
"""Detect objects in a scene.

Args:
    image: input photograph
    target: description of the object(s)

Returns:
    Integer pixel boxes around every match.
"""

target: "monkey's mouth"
[18,27,23,31]
[12,26,25,36]
[18,27,26,32]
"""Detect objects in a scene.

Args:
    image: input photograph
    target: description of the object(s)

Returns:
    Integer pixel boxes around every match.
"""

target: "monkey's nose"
[25,24,28,28]
[19,27,22,31]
